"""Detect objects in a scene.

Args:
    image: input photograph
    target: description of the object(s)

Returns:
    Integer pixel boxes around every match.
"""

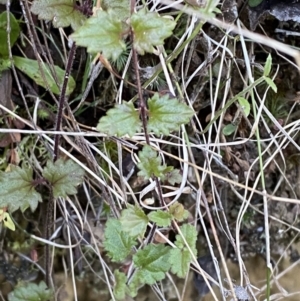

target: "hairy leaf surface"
[101,0,130,22]
[147,93,194,135]
[97,102,141,137]
[165,169,182,185]
[131,9,176,54]
[137,145,172,180]
[31,0,86,30]
[0,166,42,213]
[133,244,171,285]
[113,270,129,300]
[169,202,189,222]
[8,281,53,301]
[148,210,172,227]
[174,224,197,255]
[169,224,197,277]
[42,159,85,198]
[103,218,137,262]
[169,248,191,278]
[71,10,126,61]
[120,204,148,237]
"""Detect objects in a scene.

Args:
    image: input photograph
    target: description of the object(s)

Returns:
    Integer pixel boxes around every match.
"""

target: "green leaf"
[264,77,277,93]
[0,58,11,74]
[103,218,137,262]
[120,204,148,237]
[13,56,75,95]
[2,212,15,231]
[169,248,192,278]
[238,97,250,117]
[169,202,189,222]
[263,54,272,77]
[42,159,85,198]
[0,12,20,57]
[133,244,171,285]
[174,224,197,256]
[222,124,236,136]
[8,281,53,301]
[165,169,182,185]
[147,93,194,135]
[0,166,42,213]
[148,210,172,227]
[248,0,264,8]
[137,145,172,180]
[31,0,86,30]
[168,224,197,277]
[71,10,126,61]
[131,8,176,55]
[97,102,141,137]
[113,270,128,300]
[101,0,130,22]
[127,274,141,298]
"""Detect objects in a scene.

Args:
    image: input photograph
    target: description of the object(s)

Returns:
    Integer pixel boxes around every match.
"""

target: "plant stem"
[53,42,77,160]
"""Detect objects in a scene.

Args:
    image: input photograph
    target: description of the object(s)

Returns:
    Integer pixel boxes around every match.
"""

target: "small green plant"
[0,11,75,95]
[97,93,193,137]
[103,205,196,298]
[8,281,53,301]
[0,159,84,213]
[14,0,221,299]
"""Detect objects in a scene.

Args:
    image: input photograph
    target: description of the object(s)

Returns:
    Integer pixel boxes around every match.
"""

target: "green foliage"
[148,210,172,227]
[69,6,176,60]
[37,108,50,120]
[264,77,277,93]
[0,209,15,231]
[97,102,141,137]
[113,270,129,300]
[101,0,130,22]
[169,202,189,222]
[0,58,11,73]
[0,158,84,215]
[130,9,176,55]
[264,54,272,77]
[42,159,85,198]
[31,0,86,30]
[0,165,42,213]
[103,218,137,262]
[169,224,197,278]
[238,97,250,117]
[97,93,193,137]
[263,54,277,92]
[71,10,126,61]
[147,93,194,135]
[127,274,141,298]
[174,224,197,254]
[13,56,75,95]
[165,169,182,185]
[169,248,191,278]
[0,12,20,58]
[248,0,264,8]
[137,145,173,180]
[222,124,236,136]
[120,204,149,237]
[133,244,171,285]
[8,281,53,301]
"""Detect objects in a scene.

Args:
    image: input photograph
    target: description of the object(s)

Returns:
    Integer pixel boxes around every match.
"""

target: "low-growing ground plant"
[1,0,300,301]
